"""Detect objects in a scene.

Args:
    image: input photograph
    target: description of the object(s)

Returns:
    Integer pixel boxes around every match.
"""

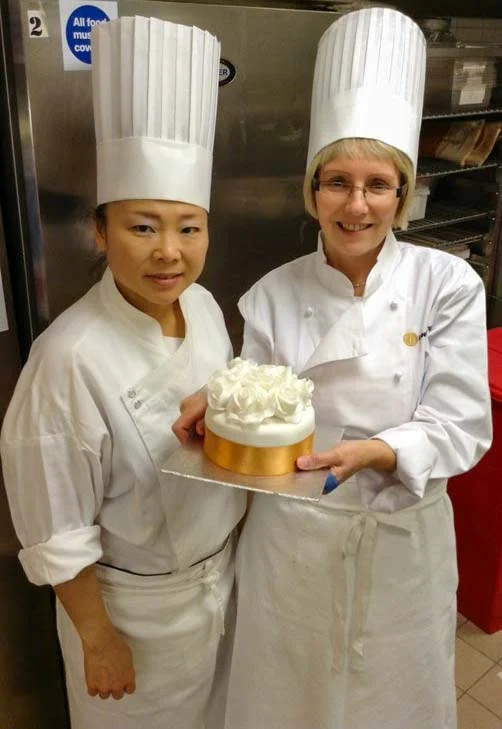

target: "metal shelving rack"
[395,75,502,323]
[396,150,501,254]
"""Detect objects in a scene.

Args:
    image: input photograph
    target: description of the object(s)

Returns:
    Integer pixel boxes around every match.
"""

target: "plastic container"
[447,327,502,633]
[408,186,430,221]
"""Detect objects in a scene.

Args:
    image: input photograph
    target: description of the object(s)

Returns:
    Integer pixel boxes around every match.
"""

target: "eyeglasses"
[313,175,406,201]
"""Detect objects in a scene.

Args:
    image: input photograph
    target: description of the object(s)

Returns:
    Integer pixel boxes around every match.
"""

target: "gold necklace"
[352,280,366,289]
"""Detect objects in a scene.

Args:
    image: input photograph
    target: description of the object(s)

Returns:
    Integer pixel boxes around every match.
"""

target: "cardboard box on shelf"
[434,119,502,166]
[435,120,485,165]
[465,122,502,165]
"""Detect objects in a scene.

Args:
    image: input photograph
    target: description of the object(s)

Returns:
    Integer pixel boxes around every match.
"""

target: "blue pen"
[323,474,339,494]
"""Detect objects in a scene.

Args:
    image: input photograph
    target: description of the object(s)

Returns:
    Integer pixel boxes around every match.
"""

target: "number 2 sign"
[27,10,49,38]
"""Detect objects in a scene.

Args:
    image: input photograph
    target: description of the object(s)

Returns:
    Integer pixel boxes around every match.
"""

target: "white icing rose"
[207,375,234,410]
[226,384,276,425]
[207,358,314,427]
[255,364,287,381]
[207,358,255,409]
[225,357,255,380]
[275,385,305,422]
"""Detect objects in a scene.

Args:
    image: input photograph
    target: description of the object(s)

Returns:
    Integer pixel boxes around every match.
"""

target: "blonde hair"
[303,138,416,230]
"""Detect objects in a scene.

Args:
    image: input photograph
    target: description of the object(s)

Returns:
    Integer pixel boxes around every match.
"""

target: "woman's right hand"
[54,565,136,701]
[172,390,208,444]
[82,624,136,700]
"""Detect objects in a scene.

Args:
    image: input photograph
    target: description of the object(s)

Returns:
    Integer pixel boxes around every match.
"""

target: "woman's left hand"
[172,390,208,444]
[296,439,396,491]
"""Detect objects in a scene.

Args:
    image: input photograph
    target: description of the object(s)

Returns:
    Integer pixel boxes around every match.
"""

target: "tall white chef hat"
[307,8,426,171]
[91,16,220,210]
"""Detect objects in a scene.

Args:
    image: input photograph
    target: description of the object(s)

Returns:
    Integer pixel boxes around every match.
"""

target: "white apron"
[225,484,458,729]
[57,536,235,729]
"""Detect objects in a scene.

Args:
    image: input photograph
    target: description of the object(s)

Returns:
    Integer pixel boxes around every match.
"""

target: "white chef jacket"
[223,232,492,729]
[239,231,492,510]
[1,268,246,585]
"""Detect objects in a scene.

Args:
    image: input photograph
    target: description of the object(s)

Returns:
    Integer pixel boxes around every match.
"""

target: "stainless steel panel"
[17,0,336,348]
[1,0,46,358]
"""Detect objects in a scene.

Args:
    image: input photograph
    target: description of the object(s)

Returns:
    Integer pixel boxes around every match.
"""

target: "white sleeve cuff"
[374,427,437,500]
[18,525,103,586]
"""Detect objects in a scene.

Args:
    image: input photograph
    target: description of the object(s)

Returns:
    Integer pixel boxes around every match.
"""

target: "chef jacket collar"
[99,267,188,348]
[314,230,400,297]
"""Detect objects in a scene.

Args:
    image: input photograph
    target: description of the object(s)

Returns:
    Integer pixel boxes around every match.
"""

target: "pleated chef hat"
[307,8,426,171]
[91,16,220,210]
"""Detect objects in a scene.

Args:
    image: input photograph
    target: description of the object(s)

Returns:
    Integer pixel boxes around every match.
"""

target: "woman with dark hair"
[1,16,245,729]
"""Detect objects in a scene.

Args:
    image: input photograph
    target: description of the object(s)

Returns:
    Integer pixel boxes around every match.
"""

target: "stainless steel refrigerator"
[0,0,338,725]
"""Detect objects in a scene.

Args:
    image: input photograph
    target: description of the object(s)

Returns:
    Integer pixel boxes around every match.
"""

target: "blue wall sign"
[65,4,109,65]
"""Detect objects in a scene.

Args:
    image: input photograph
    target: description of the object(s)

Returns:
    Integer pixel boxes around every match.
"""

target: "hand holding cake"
[176,389,209,443]
[297,438,397,493]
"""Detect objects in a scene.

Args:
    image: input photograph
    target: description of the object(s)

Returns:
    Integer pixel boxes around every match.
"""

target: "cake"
[203,358,315,476]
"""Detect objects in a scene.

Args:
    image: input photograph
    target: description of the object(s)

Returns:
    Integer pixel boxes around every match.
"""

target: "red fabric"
[447,327,502,633]
[488,327,502,401]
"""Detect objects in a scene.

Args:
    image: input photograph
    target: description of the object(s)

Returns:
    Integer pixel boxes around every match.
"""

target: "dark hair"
[91,203,108,280]
[95,203,107,234]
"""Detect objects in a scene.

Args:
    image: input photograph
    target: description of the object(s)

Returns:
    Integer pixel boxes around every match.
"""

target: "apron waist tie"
[332,488,446,673]
[200,534,235,638]
[201,563,226,636]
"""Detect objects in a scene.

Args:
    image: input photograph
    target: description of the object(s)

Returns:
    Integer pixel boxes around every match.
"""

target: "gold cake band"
[203,427,314,476]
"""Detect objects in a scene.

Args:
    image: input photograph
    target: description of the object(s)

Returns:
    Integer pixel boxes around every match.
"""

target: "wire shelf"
[406,203,493,233]
[417,157,500,177]
[423,106,502,120]
[396,225,484,251]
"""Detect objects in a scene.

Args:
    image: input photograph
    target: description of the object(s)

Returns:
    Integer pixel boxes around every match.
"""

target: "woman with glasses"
[174,9,491,729]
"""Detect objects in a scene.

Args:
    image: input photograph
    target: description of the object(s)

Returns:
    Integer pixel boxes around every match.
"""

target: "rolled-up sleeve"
[1,352,109,586]
[375,265,492,499]
[18,527,102,586]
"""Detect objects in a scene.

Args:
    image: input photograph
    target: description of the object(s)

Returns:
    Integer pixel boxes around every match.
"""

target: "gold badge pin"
[403,331,419,347]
